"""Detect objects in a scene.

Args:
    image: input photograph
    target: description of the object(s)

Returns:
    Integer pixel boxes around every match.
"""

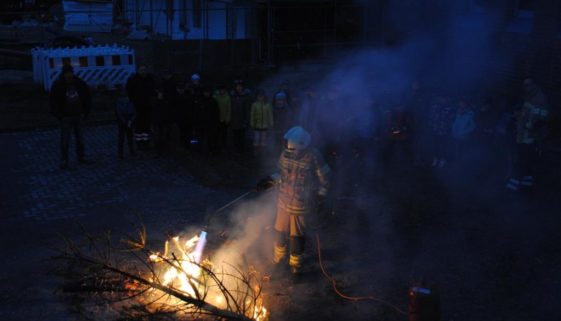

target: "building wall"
[123,0,251,40]
[493,0,561,105]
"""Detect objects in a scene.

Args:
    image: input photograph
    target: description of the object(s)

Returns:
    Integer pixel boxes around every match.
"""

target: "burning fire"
[148,231,268,321]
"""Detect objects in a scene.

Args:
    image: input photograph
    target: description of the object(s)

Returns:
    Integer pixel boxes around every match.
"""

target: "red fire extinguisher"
[408,285,441,321]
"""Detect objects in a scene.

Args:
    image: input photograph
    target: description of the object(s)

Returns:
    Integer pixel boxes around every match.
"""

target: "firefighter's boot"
[273,243,287,264]
[289,254,303,274]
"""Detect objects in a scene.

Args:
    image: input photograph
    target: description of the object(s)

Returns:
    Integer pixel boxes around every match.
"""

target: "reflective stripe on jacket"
[274,148,330,216]
[250,101,274,130]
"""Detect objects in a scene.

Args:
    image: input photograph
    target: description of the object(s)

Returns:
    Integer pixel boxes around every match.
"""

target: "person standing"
[428,95,455,168]
[188,73,204,146]
[451,99,476,164]
[382,102,413,166]
[230,80,252,153]
[152,84,173,156]
[114,87,136,159]
[213,84,231,151]
[256,126,330,275]
[506,78,549,191]
[171,80,194,150]
[126,65,155,150]
[199,86,221,155]
[250,89,274,149]
[49,64,91,169]
[272,91,293,146]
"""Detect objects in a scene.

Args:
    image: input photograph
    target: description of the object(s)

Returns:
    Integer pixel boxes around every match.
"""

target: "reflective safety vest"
[516,102,549,144]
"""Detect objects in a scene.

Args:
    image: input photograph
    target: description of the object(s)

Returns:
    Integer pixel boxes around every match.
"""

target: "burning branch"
[54,226,266,321]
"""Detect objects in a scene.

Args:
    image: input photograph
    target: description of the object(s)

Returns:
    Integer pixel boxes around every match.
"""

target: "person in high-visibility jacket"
[250,89,274,147]
[256,126,330,274]
[506,78,549,191]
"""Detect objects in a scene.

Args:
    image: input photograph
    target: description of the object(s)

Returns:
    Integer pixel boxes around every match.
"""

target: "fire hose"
[314,233,408,316]
[204,190,255,227]
[206,190,409,316]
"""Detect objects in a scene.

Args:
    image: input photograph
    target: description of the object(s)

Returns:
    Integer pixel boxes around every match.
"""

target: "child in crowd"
[451,98,476,163]
[250,89,274,148]
[428,95,455,168]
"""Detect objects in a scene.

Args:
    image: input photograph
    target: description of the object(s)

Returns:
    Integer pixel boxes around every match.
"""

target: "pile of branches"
[53,226,266,321]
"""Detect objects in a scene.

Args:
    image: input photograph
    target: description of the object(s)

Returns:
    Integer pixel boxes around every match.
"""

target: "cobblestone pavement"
[0,125,240,321]
[2,125,561,321]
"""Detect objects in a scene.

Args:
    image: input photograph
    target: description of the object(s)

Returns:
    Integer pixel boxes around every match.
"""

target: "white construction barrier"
[31,44,136,91]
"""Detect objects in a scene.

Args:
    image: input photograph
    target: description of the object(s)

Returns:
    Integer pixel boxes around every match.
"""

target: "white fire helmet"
[284,126,311,151]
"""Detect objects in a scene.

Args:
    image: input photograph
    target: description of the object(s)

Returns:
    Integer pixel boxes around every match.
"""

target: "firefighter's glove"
[255,176,275,192]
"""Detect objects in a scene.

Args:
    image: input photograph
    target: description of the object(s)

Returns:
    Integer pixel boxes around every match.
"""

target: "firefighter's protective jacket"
[272,148,330,217]
[516,102,548,144]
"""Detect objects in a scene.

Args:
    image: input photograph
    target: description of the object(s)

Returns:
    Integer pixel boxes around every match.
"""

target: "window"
[79,57,88,67]
[112,55,121,66]
[96,56,105,66]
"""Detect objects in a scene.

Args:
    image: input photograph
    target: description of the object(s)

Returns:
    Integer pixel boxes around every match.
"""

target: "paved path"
[1,125,561,321]
[0,125,237,321]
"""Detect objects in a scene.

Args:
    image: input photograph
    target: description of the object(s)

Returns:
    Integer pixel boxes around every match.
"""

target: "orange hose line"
[315,234,408,316]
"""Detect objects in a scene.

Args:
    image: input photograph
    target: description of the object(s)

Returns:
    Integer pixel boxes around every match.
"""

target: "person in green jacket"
[213,84,231,150]
[250,89,274,147]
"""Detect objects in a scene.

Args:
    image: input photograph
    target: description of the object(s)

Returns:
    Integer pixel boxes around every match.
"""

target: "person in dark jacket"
[198,86,221,155]
[126,65,155,150]
[171,80,194,149]
[272,91,293,145]
[506,78,549,191]
[428,95,455,168]
[114,87,136,159]
[49,64,91,169]
[152,83,173,156]
[230,80,252,153]
[213,84,231,151]
[188,73,204,145]
[381,102,414,166]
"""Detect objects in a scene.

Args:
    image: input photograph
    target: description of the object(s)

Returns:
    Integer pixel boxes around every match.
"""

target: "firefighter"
[506,78,549,191]
[256,126,330,274]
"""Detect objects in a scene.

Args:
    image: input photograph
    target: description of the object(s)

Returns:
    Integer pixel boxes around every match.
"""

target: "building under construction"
[1,0,561,95]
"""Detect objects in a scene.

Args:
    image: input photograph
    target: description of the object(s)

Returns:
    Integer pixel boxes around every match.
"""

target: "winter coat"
[230,89,252,130]
[273,100,293,132]
[273,148,330,216]
[125,73,155,107]
[452,110,476,140]
[188,84,203,108]
[49,76,91,119]
[429,102,455,136]
[213,91,232,124]
[170,90,194,126]
[250,100,274,130]
[152,95,174,125]
[115,97,136,124]
[515,102,549,144]
[199,96,220,130]
[386,107,411,140]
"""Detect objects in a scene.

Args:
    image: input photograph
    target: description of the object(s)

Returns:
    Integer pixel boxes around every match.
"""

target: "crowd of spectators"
[50,63,552,192]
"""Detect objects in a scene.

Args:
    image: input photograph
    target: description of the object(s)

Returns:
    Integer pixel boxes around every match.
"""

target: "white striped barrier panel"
[31,44,136,91]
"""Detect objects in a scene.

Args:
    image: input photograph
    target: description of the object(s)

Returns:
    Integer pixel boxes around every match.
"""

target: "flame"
[148,231,268,321]
[149,233,205,297]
